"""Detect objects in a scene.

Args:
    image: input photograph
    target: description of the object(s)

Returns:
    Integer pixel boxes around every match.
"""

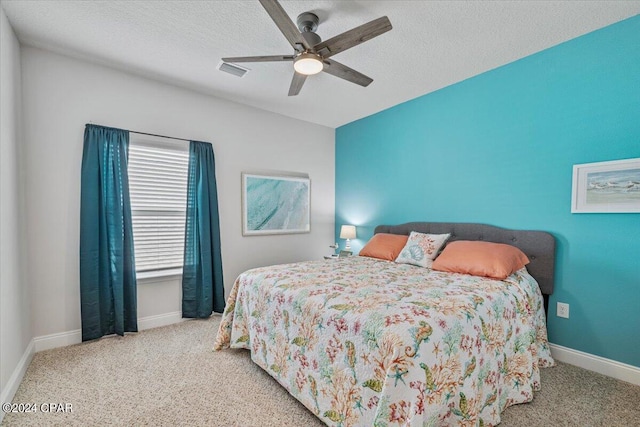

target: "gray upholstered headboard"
[374,222,556,309]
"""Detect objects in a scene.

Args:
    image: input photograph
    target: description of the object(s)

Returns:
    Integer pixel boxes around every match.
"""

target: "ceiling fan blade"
[222,55,294,63]
[259,0,310,51]
[288,72,307,96]
[314,16,392,59]
[322,59,373,87]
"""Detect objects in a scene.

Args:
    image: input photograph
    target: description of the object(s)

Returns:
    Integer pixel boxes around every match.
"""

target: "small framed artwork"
[242,172,311,235]
[571,158,640,213]
[338,250,353,257]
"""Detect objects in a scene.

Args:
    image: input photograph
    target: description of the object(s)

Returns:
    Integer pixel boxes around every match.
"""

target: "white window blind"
[128,140,189,274]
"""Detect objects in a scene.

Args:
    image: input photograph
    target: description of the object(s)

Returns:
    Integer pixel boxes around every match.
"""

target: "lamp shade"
[340,225,356,240]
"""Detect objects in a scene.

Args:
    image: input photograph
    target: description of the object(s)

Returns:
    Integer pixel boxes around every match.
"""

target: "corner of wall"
[1,6,33,410]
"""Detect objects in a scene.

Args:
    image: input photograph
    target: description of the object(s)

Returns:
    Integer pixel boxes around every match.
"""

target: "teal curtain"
[182,141,224,317]
[80,124,137,341]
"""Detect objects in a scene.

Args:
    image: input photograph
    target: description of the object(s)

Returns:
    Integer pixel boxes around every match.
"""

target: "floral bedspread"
[214,256,554,426]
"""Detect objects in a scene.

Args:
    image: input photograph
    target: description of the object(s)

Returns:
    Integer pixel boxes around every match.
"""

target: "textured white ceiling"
[3,1,640,128]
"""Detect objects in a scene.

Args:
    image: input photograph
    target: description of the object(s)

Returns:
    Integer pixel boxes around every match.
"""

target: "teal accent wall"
[336,16,640,367]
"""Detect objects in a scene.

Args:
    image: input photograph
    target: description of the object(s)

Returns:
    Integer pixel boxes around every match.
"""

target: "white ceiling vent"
[218,62,249,77]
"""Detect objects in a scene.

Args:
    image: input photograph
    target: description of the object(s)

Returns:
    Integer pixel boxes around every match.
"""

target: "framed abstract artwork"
[571,158,640,213]
[242,172,311,235]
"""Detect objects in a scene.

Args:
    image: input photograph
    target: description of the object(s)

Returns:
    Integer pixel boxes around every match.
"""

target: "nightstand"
[324,255,339,260]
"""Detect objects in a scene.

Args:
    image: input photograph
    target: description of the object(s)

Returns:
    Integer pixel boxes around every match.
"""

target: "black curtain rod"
[129,130,192,143]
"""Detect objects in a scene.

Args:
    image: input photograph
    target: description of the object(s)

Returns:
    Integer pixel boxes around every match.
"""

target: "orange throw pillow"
[432,240,530,280]
[359,233,409,261]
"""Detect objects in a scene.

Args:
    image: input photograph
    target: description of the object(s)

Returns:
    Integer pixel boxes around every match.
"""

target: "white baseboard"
[33,328,82,352]
[549,343,640,386]
[137,311,185,330]
[0,340,35,424]
[33,311,185,352]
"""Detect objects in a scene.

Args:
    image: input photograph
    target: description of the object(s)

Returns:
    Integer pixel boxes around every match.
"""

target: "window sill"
[137,268,182,283]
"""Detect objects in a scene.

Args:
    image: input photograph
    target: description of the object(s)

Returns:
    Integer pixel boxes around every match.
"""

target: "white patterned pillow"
[395,232,451,268]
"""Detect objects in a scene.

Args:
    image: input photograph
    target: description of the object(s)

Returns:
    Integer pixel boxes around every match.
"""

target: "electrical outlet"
[557,302,570,319]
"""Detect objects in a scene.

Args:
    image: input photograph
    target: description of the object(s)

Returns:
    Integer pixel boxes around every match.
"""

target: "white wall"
[20,46,335,338]
[0,7,31,407]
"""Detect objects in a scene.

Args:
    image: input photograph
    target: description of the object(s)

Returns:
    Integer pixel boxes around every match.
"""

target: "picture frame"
[242,172,311,235]
[338,250,353,257]
[571,158,640,213]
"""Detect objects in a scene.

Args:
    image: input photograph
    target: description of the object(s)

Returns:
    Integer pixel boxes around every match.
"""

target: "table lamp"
[339,225,356,251]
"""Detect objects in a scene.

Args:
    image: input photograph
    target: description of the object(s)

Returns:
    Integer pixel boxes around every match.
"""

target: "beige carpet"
[3,317,639,426]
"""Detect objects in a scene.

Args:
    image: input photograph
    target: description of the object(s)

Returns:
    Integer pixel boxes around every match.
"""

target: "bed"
[214,222,556,426]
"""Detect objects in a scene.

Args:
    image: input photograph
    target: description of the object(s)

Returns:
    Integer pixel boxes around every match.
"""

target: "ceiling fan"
[222,0,392,96]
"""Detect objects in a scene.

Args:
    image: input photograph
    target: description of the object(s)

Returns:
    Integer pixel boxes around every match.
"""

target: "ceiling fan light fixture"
[222,0,392,95]
[294,52,323,75]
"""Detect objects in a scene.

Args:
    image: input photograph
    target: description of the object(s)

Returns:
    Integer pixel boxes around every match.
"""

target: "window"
[128,138,189,276]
